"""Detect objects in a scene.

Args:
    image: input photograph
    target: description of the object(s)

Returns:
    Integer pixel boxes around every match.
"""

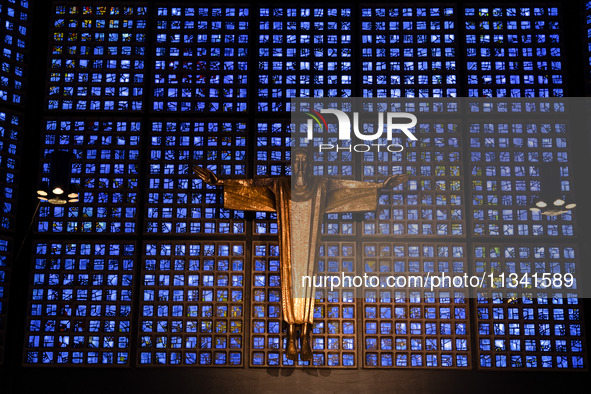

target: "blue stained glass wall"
[47,4,147,111]
[361,6,458,98]
[8,2,585,371]
[36,119,141,234]
[362,243,470,368]
[468,117,574,237]
[0,111,22,231]
[0,0,29,105]
[251,241,358,367]
[464,6,563,98]
[24,241,135,365]
[0,110,21,366]
[474,245,583,369]
[0,0,30,366]
[361,120,464,237]
[257,7,353,112]
[153,6,249,113]
[147,120,247,235]
[139,241,245,366]
[461,6,579,370]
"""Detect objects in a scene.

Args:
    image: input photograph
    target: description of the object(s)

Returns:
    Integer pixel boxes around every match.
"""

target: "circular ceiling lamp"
[528,163,576,217]
[37,150,79,205]
[529,197,576,216]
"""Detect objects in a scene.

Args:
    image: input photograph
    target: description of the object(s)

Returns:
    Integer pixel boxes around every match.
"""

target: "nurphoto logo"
[305,109,418,153]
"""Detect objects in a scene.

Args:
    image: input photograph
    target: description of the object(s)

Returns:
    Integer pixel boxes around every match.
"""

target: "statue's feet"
[300,330,313,361]
[286,338,298,361]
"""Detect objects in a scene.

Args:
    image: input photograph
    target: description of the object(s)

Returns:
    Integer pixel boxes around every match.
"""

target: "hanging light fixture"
[529,198,576,216]
[37,150,78,205]
[529,163,576,216]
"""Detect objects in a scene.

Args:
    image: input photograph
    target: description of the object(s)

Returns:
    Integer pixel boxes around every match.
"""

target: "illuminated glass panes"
[362,120,463,236]
[24,241,135,365]
[250,242,282,366]
[257,8,352,112]
[153,7,249,112]
[465,7,563,97]
[0,0,30,105]
[0,237,11,364]
[361,7,457,98]
[474,245,584,370]
[147,120,246,234]
[139,242,244,366]
[469,120,574,237]
[37,119,140,234]
[313,243,356,367]
[0,111,21,230]
[48,5,146,111]
[363,243,470,368]
[255,121,291,177]
[251,242,356,367]
[253,120,291,236]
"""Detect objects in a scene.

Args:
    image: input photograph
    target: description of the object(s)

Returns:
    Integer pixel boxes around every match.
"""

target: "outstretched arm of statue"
[325,174,409,213]
[193,165,225,186]
[382,173,410,189]
[192,165,278,212]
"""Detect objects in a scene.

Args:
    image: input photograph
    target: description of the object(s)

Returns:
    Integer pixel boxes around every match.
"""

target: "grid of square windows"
[0,0,30,367]
[47,4,147,111]
[465,6,564,97]
[36,119,140,234]
[147,120,246,235]
[468,112,574,237]
[255,121,291,177]
[361,7,458,98]
[24,241,135,366]
[7,3,584,370]
[153,6,249,112]
[250,242,282,366]
[252,120,291,236]
[0,111,21,231]
[0,0,29,105]
[311,243,357,367]
[473,244,584,370]
[251,242,357,367]
[362,118,464,237]
[363,243,470,368]
[139,241,245,366]
[257,7,353,112]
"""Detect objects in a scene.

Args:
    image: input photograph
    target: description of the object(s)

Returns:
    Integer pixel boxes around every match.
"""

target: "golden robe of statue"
[194,149,408,361]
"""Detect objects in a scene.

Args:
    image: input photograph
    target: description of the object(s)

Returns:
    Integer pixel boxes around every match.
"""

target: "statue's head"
[292,148,312,186]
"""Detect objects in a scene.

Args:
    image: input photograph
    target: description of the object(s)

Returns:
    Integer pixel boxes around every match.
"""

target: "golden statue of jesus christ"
[194,149,408,362]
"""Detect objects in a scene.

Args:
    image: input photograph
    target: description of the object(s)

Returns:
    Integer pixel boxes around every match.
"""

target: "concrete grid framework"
[0,0,590,392]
